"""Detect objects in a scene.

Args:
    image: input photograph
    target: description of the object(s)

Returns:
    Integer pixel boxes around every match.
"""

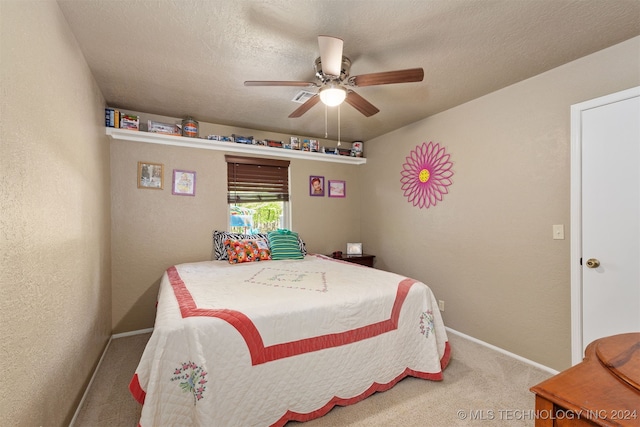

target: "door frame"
[570,86,640,365]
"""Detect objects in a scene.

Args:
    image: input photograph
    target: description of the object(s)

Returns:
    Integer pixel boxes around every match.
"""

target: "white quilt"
[130,254,450,426]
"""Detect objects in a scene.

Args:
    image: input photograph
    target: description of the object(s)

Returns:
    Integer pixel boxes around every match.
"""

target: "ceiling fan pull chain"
[324,104,328,138]
[337,104,341,147]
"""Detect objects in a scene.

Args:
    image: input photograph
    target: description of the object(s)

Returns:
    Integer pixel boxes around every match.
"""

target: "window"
[225,155,290,234]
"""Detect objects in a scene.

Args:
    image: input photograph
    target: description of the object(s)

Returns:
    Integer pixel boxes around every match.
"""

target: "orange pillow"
[224,238,271,264]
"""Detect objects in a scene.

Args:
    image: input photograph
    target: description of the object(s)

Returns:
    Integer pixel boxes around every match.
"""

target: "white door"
[571,87,640,364]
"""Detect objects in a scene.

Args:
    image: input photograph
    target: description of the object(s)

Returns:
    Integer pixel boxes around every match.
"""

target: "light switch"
[553,224,565,240]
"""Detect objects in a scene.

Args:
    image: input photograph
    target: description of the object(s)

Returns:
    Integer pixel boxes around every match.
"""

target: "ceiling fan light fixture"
[319,85,347,107]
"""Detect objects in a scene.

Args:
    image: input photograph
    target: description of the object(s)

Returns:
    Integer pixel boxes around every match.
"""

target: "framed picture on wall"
[309,175,325,196]
[137,161,164,189]
[172,169,196,196]
[328,180,346,198]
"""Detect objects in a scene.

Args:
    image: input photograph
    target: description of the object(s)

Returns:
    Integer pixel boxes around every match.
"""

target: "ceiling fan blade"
[345,90,380,117]
[318,35,343,77]
[350,68,424,87]
[244,80,316,87]
[288,94,320,118]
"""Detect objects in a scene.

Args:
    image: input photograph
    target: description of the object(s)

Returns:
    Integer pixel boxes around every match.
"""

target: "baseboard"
[68,335,113,427]
[446,327,559,375]
[69,328,153,426]
[112,327,154,339]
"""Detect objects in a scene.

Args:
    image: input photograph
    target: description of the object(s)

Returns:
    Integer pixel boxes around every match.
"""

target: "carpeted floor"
[72,331,552,426]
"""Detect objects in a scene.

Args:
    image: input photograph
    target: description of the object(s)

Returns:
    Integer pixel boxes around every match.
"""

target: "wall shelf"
[106,128,366,165]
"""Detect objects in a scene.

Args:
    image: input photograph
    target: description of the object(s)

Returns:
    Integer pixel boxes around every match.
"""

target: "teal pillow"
[268,229,304,260]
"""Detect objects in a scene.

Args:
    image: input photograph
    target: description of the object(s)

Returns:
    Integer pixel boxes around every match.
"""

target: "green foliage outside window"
[229,202,283,234]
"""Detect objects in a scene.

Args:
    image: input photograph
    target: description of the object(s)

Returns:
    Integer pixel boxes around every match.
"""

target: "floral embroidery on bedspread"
[170,361,208,405]
[419,310,435,339]
[245,267,328,292]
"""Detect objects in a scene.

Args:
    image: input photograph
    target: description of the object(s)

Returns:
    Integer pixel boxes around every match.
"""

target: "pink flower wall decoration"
[400,141,454,209]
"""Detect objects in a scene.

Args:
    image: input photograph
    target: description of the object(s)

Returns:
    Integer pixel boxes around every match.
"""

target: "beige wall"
[360,36,640,371]
[0,2,112,426]
[110,114,362,332]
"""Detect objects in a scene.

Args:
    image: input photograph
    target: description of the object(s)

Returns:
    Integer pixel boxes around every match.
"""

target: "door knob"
[586,258,600,268]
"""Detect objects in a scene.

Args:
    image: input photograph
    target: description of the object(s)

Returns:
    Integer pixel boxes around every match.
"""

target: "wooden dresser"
[530,333,639,427]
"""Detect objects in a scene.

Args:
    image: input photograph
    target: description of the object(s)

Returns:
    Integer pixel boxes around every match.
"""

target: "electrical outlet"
[438,300,445,312]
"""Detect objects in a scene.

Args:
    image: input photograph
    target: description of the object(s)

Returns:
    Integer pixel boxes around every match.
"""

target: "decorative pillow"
[267,229,305,260]
[212,230,269,260]
[296,236,307,256]
[253,239,272,260]
[224,238,271,264]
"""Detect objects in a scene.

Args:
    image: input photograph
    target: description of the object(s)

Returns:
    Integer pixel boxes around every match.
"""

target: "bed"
[129,250,450,426]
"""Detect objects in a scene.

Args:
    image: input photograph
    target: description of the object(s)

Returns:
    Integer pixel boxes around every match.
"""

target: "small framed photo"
[347,243,363,255]
[138,161,164,189]
[172,169,196,196]
[309,175,325,196]
[328,180,346,198]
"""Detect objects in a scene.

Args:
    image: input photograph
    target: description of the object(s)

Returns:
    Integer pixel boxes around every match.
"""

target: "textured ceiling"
[57,0,640,142]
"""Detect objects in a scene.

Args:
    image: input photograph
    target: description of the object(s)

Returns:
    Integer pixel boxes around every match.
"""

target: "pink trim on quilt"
[270,341,451,426]
[167,266,415,365]
[129,373,145,405]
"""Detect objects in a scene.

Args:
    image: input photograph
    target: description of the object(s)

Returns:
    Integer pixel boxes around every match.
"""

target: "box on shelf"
[120,114,139,130]
[105,108,120,128]
[148,120,180,135]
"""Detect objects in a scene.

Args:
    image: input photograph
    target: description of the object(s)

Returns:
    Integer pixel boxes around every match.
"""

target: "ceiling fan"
[244,36,424,119]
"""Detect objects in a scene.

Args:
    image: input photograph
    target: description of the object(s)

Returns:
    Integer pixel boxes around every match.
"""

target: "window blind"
[226,155,290,203]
